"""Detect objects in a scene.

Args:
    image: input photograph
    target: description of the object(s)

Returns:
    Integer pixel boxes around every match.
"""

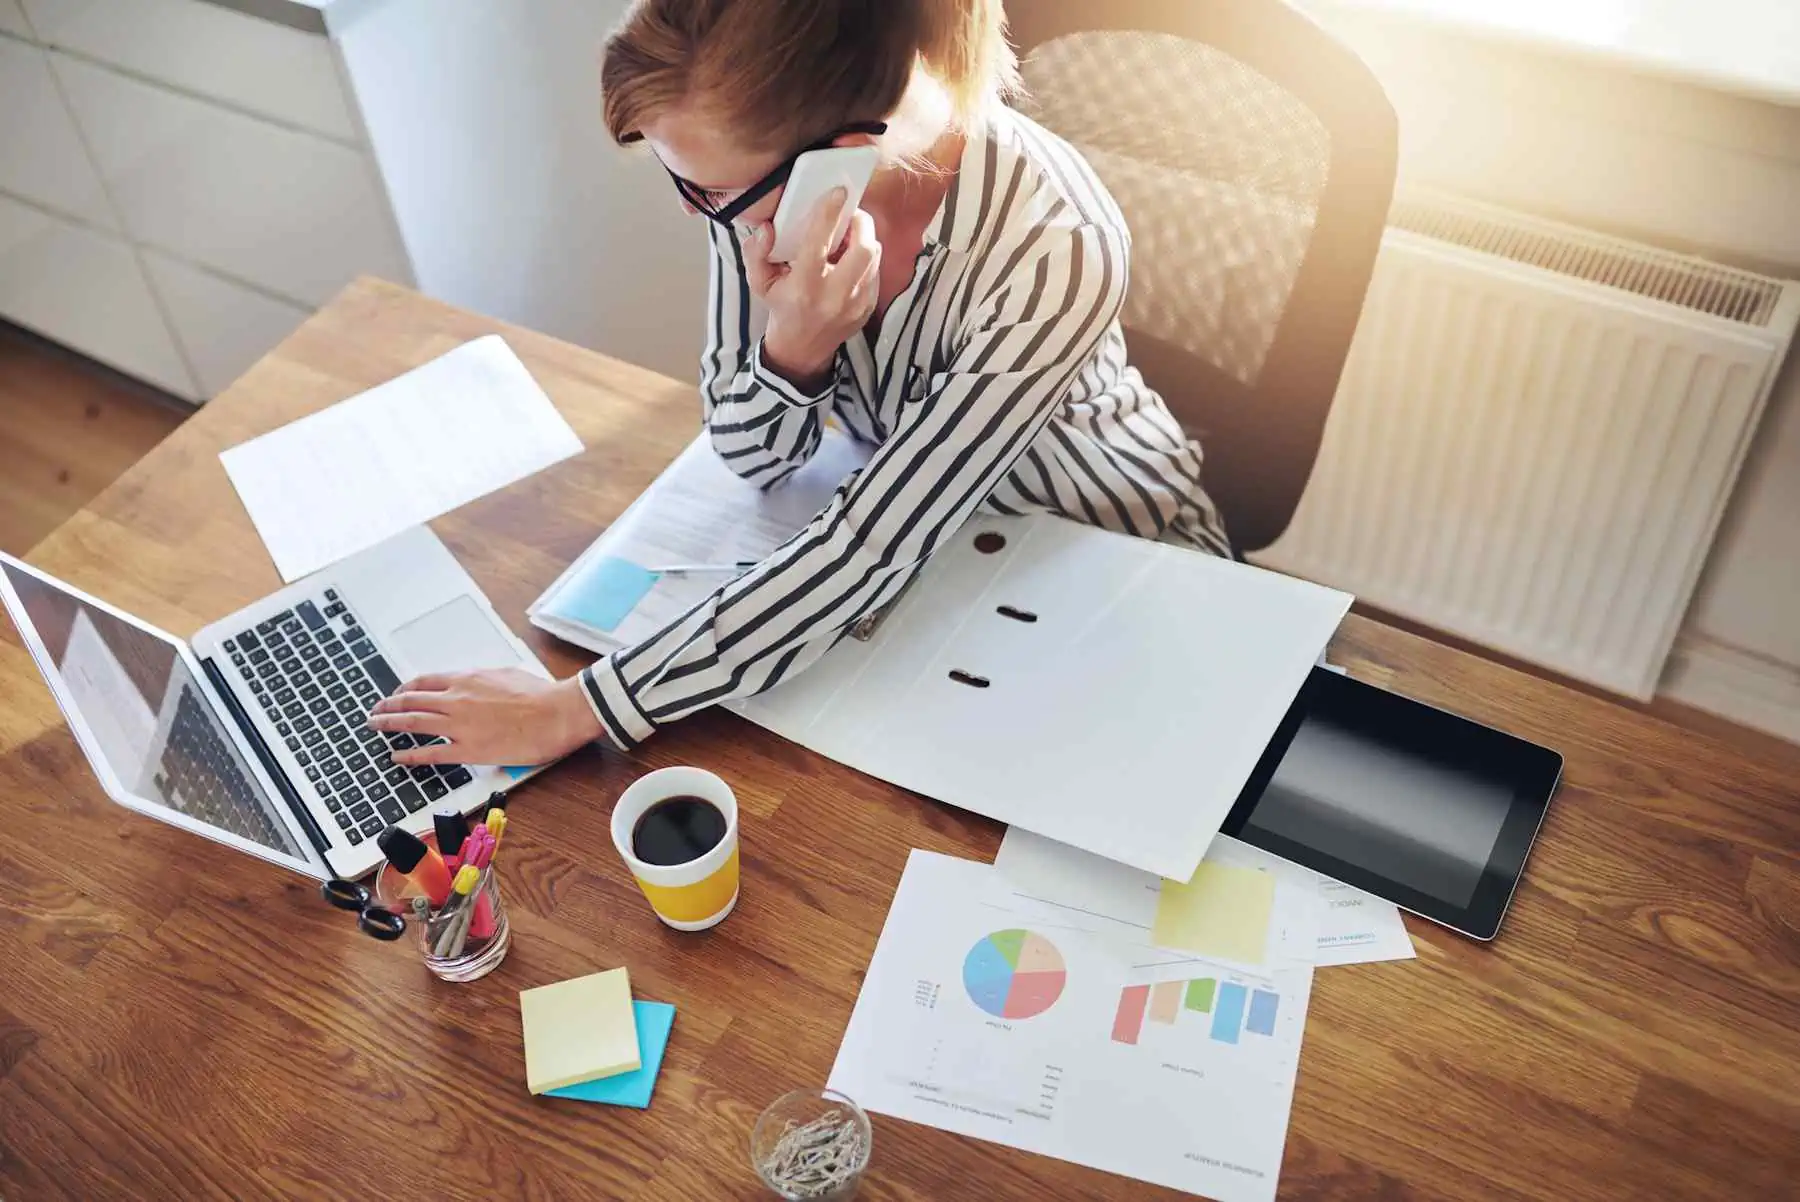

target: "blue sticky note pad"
[552,555,659,633]
[501,765,537,780]
[547,1001,676,1109]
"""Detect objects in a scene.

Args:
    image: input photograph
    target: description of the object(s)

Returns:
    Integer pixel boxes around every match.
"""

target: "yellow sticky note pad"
[520,968,642,1095]
[1151,863,1276,964]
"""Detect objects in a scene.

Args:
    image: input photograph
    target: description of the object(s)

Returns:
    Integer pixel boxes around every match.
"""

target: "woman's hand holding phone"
[745,187,881,394]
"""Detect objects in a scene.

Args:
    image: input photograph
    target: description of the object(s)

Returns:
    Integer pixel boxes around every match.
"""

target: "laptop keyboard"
[222,589,473,847]
[154,684,293,851]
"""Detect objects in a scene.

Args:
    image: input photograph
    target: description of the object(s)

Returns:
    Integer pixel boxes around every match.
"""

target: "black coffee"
[630,795,728,866]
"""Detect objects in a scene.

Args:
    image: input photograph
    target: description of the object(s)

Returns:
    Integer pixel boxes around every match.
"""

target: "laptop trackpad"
[388,596,521,677]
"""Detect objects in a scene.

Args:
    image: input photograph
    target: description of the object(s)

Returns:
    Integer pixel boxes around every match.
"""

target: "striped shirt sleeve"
[700,221,832,490]
[581,219,1125,748]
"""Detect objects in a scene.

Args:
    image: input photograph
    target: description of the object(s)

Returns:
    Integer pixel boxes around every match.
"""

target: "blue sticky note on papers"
[547,1001,676,1109]
[554,555,658,633]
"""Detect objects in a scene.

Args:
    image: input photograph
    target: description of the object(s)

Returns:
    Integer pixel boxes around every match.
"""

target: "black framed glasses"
[643,120,888,227]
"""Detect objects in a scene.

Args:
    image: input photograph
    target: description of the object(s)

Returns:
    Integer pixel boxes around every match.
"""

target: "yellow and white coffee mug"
[610,766,740,931]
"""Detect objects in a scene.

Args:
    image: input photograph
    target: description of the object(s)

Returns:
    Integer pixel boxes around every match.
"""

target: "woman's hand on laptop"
[366,669,603,766]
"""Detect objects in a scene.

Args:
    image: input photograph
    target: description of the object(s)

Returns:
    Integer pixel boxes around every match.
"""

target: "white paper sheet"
[221,336,583,581]
[530,425,871,650]
[993,831,1321,974]
[829,851,1312,1202]
[996,827,1415,968]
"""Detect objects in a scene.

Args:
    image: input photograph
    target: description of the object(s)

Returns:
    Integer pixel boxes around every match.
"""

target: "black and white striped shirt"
[582,105,1227,748]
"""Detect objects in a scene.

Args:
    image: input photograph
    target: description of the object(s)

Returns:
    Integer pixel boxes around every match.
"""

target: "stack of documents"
[530,426,871,652]
[828,835,1413,1199]
[830,849,1321,1201]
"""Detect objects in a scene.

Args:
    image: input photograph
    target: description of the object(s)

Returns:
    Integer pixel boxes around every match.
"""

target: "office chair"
[1009,0,1398,554]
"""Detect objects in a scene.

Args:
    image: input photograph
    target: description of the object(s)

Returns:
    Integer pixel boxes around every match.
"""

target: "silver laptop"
[0,526,548,880]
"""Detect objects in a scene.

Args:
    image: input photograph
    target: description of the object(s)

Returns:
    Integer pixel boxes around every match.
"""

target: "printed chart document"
[222,336,583,581]
[530,426,872,651]
[996,827,1415,968]
[830,851,1313,1202]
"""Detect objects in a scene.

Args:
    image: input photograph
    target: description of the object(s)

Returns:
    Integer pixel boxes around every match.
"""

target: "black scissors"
[320,878,407,941]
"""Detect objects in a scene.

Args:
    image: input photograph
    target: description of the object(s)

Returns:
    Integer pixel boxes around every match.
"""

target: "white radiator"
[1255,194,1800,698]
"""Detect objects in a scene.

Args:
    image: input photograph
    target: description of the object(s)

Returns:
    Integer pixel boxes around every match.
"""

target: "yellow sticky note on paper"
[1152,863,1276,964]
[520,967,642,1095]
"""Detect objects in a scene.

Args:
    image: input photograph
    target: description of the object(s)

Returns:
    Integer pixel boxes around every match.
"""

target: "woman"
[369,0,1228,766]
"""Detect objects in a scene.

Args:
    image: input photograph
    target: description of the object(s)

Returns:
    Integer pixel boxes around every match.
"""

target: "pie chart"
[962,929,1067,1020]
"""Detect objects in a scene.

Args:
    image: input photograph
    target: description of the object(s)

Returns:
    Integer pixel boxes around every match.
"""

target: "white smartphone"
[767,144,881,264]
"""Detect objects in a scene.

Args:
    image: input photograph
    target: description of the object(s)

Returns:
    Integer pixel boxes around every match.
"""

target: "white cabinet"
[0,35,112,228]
[0,2,413,401]
[54,53,407,309]
[142,251,310,398]
[0,191,190,394]
[21,0,358,143]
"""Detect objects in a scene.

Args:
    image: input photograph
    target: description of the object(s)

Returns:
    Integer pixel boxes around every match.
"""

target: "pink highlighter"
[419,809,496,940]
[465,827,497,940]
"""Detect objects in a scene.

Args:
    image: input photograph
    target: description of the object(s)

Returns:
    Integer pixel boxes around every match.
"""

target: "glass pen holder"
[374,854,511,983]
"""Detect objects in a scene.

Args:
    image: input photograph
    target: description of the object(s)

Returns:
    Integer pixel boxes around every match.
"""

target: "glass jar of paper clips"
[374,835,512,982]
[750,1088,872,1201]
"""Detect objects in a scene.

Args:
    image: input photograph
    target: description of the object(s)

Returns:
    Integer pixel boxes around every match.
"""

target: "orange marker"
[376,827,452,906]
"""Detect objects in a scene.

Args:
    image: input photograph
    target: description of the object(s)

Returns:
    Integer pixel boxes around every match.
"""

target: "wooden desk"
[1,280,1795,1200]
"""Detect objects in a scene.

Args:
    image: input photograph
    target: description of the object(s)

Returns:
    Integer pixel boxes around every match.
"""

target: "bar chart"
[1110,977,1282,1046]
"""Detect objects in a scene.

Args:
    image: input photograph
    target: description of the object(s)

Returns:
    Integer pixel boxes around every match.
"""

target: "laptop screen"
[1,560,303,860]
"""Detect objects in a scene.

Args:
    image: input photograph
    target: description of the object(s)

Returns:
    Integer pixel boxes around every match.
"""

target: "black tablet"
[1221,667,1563,941]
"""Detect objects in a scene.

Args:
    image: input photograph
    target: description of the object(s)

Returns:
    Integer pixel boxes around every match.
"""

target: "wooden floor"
[0,323,189,557]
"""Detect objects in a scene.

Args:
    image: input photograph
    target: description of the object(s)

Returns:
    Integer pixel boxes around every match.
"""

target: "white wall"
[330,0,707,383]
[1663,347,1800,743]
[1311,5,1800,737]
[1689,352,1800,665]
[1309,7,1800,270]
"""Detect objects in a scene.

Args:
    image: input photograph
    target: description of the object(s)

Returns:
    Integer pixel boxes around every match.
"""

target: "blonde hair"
[601,0,1018,154]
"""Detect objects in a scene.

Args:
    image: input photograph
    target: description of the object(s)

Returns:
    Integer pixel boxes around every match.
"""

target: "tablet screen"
[1241,713,1515,908]
[1223,669,1562,939]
